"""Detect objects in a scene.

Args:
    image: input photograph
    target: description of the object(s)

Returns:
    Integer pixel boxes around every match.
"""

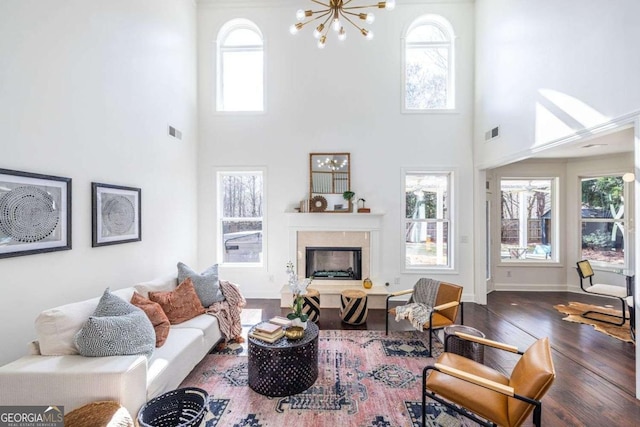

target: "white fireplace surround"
[287,213,383,282]
[282,213,387,309]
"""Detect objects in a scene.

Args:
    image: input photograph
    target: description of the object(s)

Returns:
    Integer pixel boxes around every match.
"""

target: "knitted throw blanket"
[206,280,246,341]
[395,278,441,331]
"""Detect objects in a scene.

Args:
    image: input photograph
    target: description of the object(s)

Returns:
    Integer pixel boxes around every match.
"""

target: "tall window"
[217,170,264,265]
[403,15,455,111]
[500,179,556,262]
[216,19,264,112]
[404,171,452,269]
[580,176,626,267]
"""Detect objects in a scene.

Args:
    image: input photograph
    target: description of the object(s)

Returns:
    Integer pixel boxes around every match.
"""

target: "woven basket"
[137,387,208,427]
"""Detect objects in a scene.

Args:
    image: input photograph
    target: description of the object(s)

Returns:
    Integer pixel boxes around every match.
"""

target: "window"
[404,171,452,269]
[500,179,557,262]
[217,170,264,265]
[403,15,455,111]
[580,176,626,267]
[216,19,264,112]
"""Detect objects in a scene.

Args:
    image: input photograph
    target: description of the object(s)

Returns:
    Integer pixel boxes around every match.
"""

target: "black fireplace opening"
[305,247,362,280]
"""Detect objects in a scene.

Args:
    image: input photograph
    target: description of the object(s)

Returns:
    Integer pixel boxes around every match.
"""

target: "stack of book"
[249,322,284,343]
[269,316,292,328]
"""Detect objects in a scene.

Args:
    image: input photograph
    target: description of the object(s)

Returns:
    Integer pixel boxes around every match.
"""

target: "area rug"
[180,330,476,427]
[553,301,633,343]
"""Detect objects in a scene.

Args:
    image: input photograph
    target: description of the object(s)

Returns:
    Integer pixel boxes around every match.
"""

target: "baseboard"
[493,283,574,292]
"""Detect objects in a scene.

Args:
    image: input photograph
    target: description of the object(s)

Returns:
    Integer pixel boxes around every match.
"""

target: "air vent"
[485,126,500,141]
[168,125,182,140]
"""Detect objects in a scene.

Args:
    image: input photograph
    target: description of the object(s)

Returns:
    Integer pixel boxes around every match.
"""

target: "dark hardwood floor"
[245,291,640,427]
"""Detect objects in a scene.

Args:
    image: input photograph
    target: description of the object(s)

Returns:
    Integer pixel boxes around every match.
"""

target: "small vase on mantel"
[290,317,308,330]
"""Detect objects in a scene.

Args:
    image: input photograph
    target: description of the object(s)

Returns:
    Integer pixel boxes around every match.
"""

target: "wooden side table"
[340,289,368,325]
[302,288,320,323]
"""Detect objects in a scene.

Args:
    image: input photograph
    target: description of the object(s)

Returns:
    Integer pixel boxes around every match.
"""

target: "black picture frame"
[92,182,141,247]
[0,168,72,259]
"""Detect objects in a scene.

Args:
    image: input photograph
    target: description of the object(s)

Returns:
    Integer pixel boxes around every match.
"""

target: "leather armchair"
[423,333,555,427]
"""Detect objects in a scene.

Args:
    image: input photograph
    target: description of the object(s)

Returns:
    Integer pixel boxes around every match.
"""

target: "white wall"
[0,0,198,365]
[474,0,640,169]
[196,1,477,299]
[489,154,633,291]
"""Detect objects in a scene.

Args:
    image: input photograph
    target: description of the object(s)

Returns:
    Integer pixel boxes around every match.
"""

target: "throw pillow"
[177,262,225,307]
[131,292,171,347]
[74,288,155,358]
[148,277,206,324]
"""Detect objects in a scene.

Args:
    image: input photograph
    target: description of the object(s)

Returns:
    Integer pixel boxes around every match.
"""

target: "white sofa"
[0,275,222,417]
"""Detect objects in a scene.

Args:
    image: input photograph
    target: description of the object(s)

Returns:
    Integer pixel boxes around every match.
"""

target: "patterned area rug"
[180,330,477,427]
[554,301,633,343]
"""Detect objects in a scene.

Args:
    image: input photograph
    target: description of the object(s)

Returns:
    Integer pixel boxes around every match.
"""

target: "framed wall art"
[92,182,141,247]
[0,168,72,259]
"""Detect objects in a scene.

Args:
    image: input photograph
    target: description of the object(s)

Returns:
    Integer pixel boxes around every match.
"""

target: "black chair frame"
[384,293,463,354]
[576,260,628,326]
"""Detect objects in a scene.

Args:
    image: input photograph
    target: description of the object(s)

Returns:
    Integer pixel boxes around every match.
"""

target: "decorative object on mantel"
[286,261,313,329]
[289,0,396,49]
[363,277,373,289]
[343,190,355,212]
[310,195,328,212]
[358,198,371,213]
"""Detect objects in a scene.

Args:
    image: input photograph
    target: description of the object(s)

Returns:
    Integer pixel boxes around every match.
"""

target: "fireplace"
[305,247,362,280]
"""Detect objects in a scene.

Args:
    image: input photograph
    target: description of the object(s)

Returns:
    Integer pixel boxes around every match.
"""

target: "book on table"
[269,316,292,327]
[254,322,282,335]
[249,329,285,343]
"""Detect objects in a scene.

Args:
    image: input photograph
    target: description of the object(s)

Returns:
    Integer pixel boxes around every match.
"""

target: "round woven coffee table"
[247,322,319,397]
[443,325,485,363]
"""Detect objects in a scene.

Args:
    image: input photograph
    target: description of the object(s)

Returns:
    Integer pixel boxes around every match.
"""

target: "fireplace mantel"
[285,212,384,230]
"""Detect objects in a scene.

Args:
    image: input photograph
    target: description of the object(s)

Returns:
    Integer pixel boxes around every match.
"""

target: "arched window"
[216,19,264,112]
[403,15,455,111]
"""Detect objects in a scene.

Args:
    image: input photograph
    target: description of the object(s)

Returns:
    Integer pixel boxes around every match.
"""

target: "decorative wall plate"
[310,195,328,212]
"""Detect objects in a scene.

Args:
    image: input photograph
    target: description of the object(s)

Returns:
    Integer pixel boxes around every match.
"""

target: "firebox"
[305,247,362,280]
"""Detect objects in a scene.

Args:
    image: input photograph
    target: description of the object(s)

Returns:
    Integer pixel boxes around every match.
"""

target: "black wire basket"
[137,387,209,427]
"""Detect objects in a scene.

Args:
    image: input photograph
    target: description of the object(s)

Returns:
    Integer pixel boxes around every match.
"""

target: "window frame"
[216,167,267,268]
[401,14,456,114]
[215,19,265,114]
[402,168,456,272]
[579,174,629,270]
[498,177,559,265]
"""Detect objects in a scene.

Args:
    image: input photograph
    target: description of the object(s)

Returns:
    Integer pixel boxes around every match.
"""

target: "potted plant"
[285,261,312,329]
[343,190,355,212]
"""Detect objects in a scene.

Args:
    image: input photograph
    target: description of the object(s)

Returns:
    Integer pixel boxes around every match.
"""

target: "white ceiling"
[532,127,634,159]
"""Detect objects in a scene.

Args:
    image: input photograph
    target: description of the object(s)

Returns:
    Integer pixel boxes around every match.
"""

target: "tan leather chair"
[385,280,463,354]
[423,334,555,427]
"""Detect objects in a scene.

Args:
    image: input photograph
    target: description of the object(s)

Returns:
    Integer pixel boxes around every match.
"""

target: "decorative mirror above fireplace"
[309,152,351,212]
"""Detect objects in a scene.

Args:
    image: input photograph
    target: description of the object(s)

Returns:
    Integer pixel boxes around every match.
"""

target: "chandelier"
[289,0,396,49]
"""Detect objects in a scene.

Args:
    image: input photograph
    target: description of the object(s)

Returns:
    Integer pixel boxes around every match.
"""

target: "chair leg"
[581,297,627,326]
[532,403,542,427]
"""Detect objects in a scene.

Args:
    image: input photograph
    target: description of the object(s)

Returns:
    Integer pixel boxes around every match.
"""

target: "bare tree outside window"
[219,171,263,264]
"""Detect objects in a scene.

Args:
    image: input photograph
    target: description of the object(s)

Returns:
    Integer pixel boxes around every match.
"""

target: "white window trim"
[401,167,457,273]
[498,176,560,266]
[578,174,630,270]
[215,19,266,114]
[216,166,267,269]
[401,14,456,114]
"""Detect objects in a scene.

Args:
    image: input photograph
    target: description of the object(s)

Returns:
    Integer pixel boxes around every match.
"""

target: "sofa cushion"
[148,278,205,324]
[146,327,205,399]
[133,275,178,298]
[74,289,155,358]
[131,292,171,347]
[177,262,224,307]
[172,314,221,349]
[35,287,135,356]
